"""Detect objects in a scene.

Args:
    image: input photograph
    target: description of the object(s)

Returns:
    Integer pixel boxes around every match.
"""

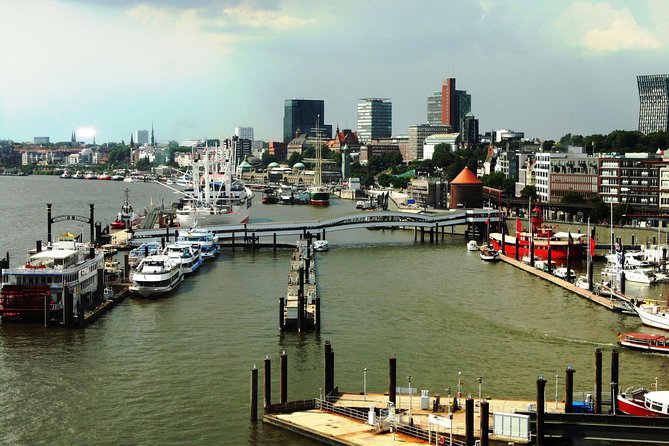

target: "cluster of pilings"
[279,237,320,332]
[0,252,9,269]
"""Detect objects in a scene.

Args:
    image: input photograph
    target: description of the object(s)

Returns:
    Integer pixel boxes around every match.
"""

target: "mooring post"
[264,356,271,410]
[322,228,325,240]
[611,348,619,413]
[297,266,305,332]
[315,297,321,331]
[565,365,575,413]
[389,355,397,406]
[279,297,285,330]
[280,351,288,404]
[501,229,506,255]
[43,293,49,328]
[252,232,256,251]
[47,203,52,244]
[250,365,258,421]
[429,227,434,244]
[547,247,552,274]
[273,233,277,253]
[536,375,546,446]
[165,225,170,243]
[594,348,602,414]
[420,227,425,243]
[515,235,519,261]
[324,341,333,398]
[63,286,73,328]
[620,270,626,295]
[631,234,635,248]
[465,397,474,446]
[480,400,489,446]
[124,254,129,281]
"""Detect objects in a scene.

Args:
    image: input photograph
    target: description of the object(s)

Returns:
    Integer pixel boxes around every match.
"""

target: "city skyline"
[1,1,668,144]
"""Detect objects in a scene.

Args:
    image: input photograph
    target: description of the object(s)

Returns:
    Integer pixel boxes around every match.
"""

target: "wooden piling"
[465,397,474,446]
[324,341,333,397]
[279,297,285,329]
[315,297,321,331]
[565,366,575,413]
[264,356,271,409]
[429,227,434,243]
[280,351,288,404]
[273,233,277,253]
[480,400,489,446]
[594,348,602,414]
[547,247,552,274]
[536,376,546,446]
[232,232,235,252]
[389,356,396,406]
[250,366,258,421]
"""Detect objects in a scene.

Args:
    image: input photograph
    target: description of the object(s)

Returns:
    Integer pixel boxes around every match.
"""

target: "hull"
[635,304,669,330]
[619,340,669,354]
[489,233,585,260]
[129,273,183,297]
[309,188,330,206]
[175,201,251,227]
[617,390,669,417]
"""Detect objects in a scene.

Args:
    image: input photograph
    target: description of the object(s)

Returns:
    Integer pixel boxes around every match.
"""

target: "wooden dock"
[280,239,320,331]
[498,254,623,310]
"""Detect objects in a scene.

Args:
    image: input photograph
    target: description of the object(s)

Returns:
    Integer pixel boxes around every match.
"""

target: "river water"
[1,176,668,445]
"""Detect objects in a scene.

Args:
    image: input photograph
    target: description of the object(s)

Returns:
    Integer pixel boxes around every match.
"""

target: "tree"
[287,152,302,166]
[261,150,279,166]
[136,157,152,171]
[520,185,537,200]
[560,191,585,204]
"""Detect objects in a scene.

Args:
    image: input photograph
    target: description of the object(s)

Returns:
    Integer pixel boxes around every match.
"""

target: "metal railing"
[265,399,316,415]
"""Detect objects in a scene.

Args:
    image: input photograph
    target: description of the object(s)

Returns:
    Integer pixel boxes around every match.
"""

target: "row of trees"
[556,130,669,153]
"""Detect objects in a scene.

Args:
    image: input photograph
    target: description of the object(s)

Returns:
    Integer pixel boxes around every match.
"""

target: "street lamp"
[363,368,367,401]
[478,377,483,412]
[446,387,451,416]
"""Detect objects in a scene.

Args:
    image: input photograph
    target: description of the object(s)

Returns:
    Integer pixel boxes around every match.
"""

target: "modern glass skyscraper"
[357,98,392,142]
[638,74,669,134]
[283,99,332,142]
[426,78,471,132]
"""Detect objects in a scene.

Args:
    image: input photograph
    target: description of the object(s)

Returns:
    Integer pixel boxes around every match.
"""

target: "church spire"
[151,122,155,147]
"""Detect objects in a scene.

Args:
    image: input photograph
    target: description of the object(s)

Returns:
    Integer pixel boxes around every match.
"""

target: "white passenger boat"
[553,267,576,282]
[163,242,203,274]
[617,387,669,417]
[129,255,183,297]
[177,228,220,260]
[128,242,162,267]
[575,276,590,289]
[0,232,104,322]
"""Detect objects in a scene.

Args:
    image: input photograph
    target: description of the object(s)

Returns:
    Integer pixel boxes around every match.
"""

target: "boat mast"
[610,201,613,255]
[315,115,322,187]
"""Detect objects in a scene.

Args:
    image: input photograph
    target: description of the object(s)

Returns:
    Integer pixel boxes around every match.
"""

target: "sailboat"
[308,116,330,206]
[158,142,254,227]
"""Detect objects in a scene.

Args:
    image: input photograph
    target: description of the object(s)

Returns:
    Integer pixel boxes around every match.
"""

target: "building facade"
[356,98,392,142]
[638,74,669,134]
[283,99,332,142]
[235,126,254,141]
[134,130,149,146]
[407,124,451,161]
[426,78,472,132]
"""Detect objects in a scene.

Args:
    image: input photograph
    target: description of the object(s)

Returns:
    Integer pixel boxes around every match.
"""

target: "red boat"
[488,206,589,261]
[619,332,669,354]
[110,188,140,230]
[617,387,669,417]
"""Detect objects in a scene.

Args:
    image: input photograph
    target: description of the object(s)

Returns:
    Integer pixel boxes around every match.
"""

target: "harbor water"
[1,176,669,445]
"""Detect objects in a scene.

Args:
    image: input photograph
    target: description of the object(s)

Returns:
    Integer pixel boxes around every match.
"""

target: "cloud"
[554,2,662,52]
[221,4,315,30]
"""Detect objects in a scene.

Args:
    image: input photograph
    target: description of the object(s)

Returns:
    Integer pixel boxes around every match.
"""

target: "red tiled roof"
[451,167,482,185]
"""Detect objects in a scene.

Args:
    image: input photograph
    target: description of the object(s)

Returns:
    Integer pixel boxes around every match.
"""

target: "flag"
[516,217,522,235]
[590,237,596,258]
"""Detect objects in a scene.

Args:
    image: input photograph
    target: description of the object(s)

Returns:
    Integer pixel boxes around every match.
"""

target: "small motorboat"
[534,259,556,272]
[634,301,669,330]
[553,267,576,282]
[575,276,590,289]
[479,245,500,262]
[313,240,329,252]
[617,387,669,417]
[618,332,669,354]
[466,240,479,251]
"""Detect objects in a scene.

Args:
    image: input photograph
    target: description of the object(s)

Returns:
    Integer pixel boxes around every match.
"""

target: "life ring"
[438,435,445,445]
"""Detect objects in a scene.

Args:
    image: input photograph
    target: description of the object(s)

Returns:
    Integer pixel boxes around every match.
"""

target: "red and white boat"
[488,206,589,261]
[110,188,140,230]
[617,387,669,417]
[618,332,669,354]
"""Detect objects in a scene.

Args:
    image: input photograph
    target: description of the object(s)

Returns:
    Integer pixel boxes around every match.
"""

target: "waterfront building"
[327,128,361,153]
[461,113,479,148]
[423,133,460,159]
[283,99,332,143]
[638,74,669,134]
[534,150,598,203]
[449,166,483,208]
[599,153,661,210]
[235,126,254,141]
[356,98,392,142]
[134,130,149,146]
[359,143,401,165]
[268,141,287,161]
[407,124,451,161]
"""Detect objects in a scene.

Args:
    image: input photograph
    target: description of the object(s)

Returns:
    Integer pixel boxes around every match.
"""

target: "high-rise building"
[408,124,451,160]
[134,130,149,146]
[426,78,471,132]
[638,74,669,134]
[235,126,254,141]
[356,98,392,142]
[283,99,332,142]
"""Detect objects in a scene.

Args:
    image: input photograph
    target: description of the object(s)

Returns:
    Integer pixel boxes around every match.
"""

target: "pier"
[255,343,669,445]
[280,238,320,331]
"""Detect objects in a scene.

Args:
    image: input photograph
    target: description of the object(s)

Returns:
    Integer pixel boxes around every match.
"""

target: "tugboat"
[110,188,139,230]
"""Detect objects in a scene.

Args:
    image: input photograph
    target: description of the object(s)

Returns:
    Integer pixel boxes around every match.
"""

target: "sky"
[1,0,668,144]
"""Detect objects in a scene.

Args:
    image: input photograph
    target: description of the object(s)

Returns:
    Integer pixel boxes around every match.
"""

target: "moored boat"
[575,275,590,289]
[312,240,329,252]
[60,170,71,179]
[129,254,183,297]
[618,332,669,354]
[553,267,576,282]
[634,301,669,330]
[479,245,500,262]
[163,242,203,274]
[617,388,669,417]
[128,242,162,268]
[98,172,112,180]
[466,240,479,251]
[489,206,588,261]
[177,228,220,260]
[110,188,140,230]
[0,232,104,322]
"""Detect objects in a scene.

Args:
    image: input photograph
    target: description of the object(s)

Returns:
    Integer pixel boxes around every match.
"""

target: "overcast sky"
[1,0,667,144]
